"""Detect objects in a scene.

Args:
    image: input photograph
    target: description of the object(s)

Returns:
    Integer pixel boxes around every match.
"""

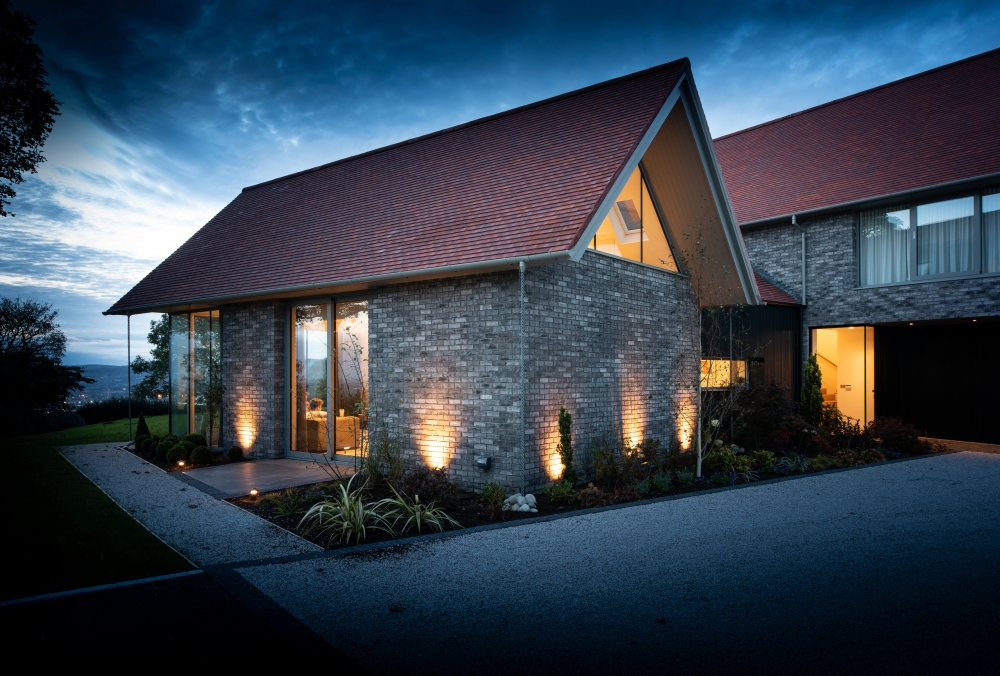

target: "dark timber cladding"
[874,322,1000,444]
[702,305,802,400]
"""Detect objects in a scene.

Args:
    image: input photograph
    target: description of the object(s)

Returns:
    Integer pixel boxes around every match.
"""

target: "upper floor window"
[859,188,1000,286]
[588,166,678,272]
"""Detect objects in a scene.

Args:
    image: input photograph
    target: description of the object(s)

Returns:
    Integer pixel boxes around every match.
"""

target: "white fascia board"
[677,77,761,306]
[568,75,685,262]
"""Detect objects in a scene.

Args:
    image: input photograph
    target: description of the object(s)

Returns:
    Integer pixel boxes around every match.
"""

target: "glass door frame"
[808,323,875,426]
[284,294,369,461]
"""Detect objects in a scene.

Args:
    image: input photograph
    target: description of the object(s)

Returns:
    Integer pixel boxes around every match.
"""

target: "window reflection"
[169,310,221,445]
[291,304,329,453]
[589,166,677,272]
[335,301,368,455]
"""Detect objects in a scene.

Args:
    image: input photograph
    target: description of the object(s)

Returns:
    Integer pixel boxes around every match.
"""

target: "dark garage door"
[875,322,1000,444]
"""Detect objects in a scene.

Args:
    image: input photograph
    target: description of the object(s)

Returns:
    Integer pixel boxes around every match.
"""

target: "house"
[714,47,1000,444]
[107,58,758,491]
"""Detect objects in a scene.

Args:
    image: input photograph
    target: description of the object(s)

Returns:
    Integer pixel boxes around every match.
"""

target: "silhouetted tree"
[1,1,61,216]
[801,353,824,426]
[0,297,91,410]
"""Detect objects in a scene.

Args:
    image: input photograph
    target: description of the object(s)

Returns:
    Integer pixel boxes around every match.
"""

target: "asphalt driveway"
[236,452,1000,675]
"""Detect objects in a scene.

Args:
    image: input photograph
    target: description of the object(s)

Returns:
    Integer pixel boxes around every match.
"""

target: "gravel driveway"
[235,452,1000,675]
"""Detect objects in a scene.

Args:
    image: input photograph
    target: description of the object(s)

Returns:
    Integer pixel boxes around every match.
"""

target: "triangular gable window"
[589,166,678,272]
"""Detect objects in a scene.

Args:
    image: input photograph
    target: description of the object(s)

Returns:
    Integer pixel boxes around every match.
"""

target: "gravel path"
[61,444,320,566]
[237,452,1000,675]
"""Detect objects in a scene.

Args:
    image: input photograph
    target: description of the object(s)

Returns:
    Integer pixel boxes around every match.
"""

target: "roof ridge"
[243,57,690,192]
[713,46,1000,143]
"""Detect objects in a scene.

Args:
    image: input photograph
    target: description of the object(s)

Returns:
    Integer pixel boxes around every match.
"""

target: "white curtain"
[985,189,1000,273]
[916,196,974,276]
[860,206,909,285]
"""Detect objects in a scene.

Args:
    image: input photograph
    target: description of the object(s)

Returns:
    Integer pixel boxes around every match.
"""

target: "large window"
[169,310,221,445]
[860,189,999,286]
[588,166,678,272]
[289,300,368,456]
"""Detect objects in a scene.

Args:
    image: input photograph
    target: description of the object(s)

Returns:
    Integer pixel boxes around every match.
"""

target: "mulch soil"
[225,470,795,551]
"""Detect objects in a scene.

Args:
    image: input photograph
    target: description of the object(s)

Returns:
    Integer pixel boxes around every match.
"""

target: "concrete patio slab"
[181,458,354,498]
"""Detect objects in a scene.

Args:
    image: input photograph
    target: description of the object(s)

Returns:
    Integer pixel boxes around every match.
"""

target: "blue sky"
[4,0,999,364]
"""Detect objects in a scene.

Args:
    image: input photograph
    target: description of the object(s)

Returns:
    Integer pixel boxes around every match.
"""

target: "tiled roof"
[753,270,800,305]
[108,60,688,314]
[713,48,1000,225]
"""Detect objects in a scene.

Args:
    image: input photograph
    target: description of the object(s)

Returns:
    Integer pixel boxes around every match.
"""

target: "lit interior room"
[811,326,874,426]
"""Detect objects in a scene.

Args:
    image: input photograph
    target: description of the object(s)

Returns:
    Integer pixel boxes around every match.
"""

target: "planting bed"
[226,445,943,552]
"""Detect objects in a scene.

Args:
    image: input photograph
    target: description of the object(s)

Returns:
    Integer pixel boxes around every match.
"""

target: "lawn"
[12,414,168,446]
[3,422,191,602]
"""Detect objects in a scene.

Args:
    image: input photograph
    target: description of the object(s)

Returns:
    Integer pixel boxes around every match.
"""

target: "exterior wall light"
[475,456,492,471]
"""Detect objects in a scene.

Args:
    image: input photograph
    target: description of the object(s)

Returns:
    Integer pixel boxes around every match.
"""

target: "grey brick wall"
[220,300,285,459]
[368,250,700,493]
[742,211,1000,363]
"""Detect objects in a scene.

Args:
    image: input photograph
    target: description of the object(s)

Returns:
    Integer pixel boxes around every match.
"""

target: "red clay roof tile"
[108,60,688,314]
[713,48,1000,225]
[753,270,800,305]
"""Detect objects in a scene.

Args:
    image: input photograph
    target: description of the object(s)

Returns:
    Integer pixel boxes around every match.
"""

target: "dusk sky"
[4,0,999,365]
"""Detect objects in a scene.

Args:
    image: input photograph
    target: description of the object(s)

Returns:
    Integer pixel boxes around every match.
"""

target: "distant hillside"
[68,364,130,407]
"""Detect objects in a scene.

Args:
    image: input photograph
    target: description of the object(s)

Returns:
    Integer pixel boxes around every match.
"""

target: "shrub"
[182,433,207,448]
[479,482,507,520]
[925,439,950,453]
[556,407,577,483]
[178,440,195,453]
[860,448,886,464]
[163,434,179,444]
[543,480,576,504]
[135,412,151,439]
[809,454,840,471]
[801,354,824,426]
[190,446,212,465]
[157,439,174,460]
[577,484,611,508]
[706,448,753,475]
[636,477,651,497]
[836,449,864,467]
[750,450,776,471]
[864,418,923,454]
[140,438,154,454]
[651,470,672,493]
[227,445,243,462]
[133,434,151,451]
[590,431,642,491]
[674,469,694,487]
[396,466,460,510]
[709,472,731,485]
[613,483,641,503]
[732,379,797,451]
[165,445,184,464]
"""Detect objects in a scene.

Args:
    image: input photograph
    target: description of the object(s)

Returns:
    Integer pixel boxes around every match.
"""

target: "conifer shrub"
[801,354,824,426]
[556,407,577,483]
[135,412,151,439]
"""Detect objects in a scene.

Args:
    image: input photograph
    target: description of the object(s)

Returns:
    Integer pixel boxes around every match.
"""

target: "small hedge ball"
[140,438,154,454]
[227,446,243,462]
[133,434,151,451]
[190,446,212,465]
[157,440,175,460]
[182,433,207,448]
[165,445,183,464]
[178,440,195,453]
[163,434,179,444]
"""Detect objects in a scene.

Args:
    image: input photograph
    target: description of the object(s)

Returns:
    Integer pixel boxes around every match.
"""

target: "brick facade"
[369,250,700,493]
[220,300,285,459]
[742,211,1000,363]
[215,253,700,491]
